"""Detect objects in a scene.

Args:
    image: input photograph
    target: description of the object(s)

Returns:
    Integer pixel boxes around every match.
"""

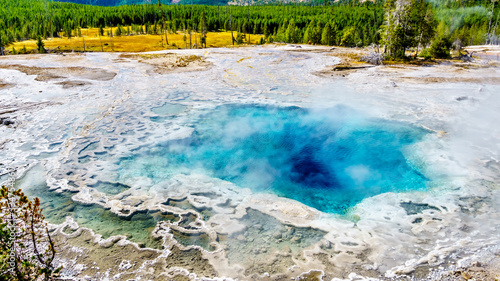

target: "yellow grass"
[9,27,264,53]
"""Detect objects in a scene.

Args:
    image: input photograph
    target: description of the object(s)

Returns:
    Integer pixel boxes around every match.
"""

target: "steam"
[446,85,500,177]
[345,164,378,186]
[435,6,489,34]
[123,104,428,213]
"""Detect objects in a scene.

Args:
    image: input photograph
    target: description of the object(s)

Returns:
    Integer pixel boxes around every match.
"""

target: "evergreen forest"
[0,0,499,55]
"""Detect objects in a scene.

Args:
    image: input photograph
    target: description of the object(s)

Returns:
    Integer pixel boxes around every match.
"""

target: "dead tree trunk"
[487,0,497,44]
[230,7,234,45]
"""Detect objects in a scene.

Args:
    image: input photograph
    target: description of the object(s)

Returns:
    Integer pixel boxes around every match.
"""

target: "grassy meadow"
[9,27,265,53]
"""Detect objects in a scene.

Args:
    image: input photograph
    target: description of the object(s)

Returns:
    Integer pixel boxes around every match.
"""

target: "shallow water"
[17,165,172,249]
[2,48,499,279]
[119,104,428,213]
[219,208,327,267]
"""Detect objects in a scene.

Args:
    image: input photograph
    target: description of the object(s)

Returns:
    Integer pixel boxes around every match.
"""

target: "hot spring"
[4,48,499,280]
[118,104,428,213]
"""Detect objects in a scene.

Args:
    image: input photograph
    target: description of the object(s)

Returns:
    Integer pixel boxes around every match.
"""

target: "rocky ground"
[1,45,499,280]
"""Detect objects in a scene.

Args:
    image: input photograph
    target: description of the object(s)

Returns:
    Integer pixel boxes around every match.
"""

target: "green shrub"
[36,36,45,54]
[418,49,432,60]
[428,36,452,59]
[340,26,356,47]
[0,185,61,280]
[236,33,243,44]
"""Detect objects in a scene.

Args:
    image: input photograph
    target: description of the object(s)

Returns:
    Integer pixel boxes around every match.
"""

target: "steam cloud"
[123,104,428,213]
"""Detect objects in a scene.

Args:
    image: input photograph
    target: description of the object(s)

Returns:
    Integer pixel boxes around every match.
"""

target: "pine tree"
[66,19,73,39]
[37,36,45,53]
[116,24,122,36]
[200,11,207,48]
[341,26,356,47]
[275,21,287,42]
[321,22,335,45]
[303,26,312,44]
[413,0,437,56]
[303,20,316,44]
[285,19,299,43]
[0,185,61,280]
[381,0,436,57]
[0,34,4,56]
[312,21,323,44]
[263,22,269,38]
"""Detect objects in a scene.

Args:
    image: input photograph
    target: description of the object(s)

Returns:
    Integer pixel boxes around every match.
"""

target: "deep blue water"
[119,104,428,213]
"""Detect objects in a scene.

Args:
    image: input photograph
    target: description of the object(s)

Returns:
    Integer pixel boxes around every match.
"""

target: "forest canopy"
[0,0,498,54]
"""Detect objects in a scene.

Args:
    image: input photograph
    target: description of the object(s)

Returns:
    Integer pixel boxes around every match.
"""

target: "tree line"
[0,0,498,56]
[0,0,384,48]
[382,0,499,59]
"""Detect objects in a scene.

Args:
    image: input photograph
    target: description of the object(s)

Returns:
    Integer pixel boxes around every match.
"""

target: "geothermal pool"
[1,46,500,280]
[120,104,428,213]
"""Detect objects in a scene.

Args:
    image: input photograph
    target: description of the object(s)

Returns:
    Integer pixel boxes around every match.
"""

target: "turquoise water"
[16,166,175,249]
[119,104,428,213]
